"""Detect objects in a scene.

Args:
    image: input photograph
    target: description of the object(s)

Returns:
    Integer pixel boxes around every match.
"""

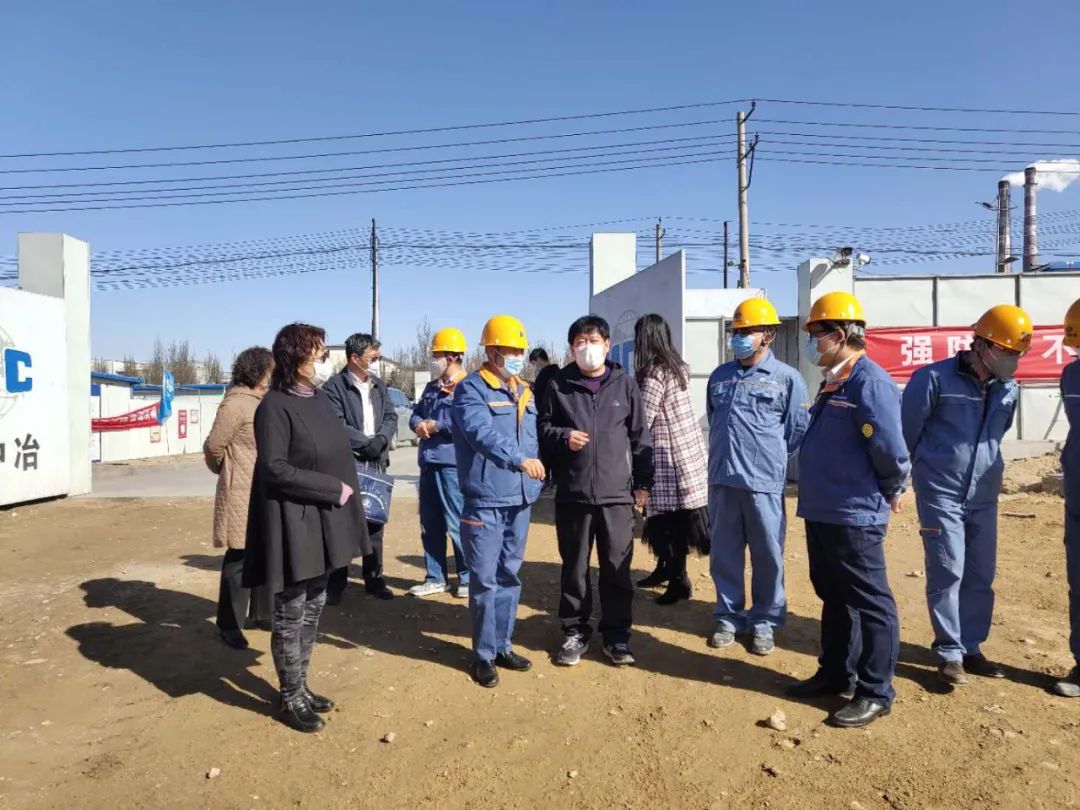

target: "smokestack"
[996,180,1012,274]
[1023,166,1039,272]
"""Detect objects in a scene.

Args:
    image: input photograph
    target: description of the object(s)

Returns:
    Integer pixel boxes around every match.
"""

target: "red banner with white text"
[864,325,1076,383]
[92,403,161,432]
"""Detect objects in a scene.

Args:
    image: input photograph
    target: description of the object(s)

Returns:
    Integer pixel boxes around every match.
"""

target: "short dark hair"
[345,333,380,360]
[814,319,866,350]
[230,346,273,388]
[270,323,326,392]
[568,315,610,344]
[529,348,549,363]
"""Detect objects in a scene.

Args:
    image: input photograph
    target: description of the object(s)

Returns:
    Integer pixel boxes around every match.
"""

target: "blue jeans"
[917,497,997,663]
[460,503,531,663]
[419,464,468,585]
[709,485,787,638]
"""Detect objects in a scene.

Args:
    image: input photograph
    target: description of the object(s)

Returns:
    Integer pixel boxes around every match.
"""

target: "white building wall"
[93,381,224,463]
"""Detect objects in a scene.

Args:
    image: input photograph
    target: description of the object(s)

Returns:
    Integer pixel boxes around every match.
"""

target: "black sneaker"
[302,686,335,713]
[603,642,636,667]
[278,695,325,733]
[556,634,589,666]
[637,567,670,589]
[494,650,533,671]
[470,659,499,688]
[219,628,249,650]
[656,579,692,606]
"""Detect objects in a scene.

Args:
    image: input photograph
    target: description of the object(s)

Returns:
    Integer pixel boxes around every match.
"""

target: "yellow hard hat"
[431,327,467,354]
[805,291,865,330]
[1065,298,1080,349]
[480,314,528,349]
[973,304,1033,352]
[732,297,781,329]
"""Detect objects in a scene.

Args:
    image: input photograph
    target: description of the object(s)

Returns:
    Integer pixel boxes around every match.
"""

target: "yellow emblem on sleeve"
[861,423,874,439]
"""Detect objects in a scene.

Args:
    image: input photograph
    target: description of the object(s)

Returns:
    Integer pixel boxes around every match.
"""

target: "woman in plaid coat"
[634,314,710,605]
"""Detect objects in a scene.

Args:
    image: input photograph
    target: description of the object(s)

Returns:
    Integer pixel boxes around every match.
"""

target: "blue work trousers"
[805,520,899,706]
[709,484,787,638]
[917,497,997,663]
[418,464,468,585]
[460,503,531,663]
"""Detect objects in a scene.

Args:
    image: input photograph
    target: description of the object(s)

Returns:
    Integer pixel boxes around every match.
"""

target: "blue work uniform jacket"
[451,367,542,508]
[410,372,466,467]
[797,354,910,526]
[901,353,1017,507]
[706,350,810,494]
[1062,357,1080,502]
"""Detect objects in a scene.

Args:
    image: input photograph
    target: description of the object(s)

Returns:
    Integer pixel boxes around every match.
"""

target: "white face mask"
[574,343,607,372]
[429,356,448,379]
[309,359,333,387]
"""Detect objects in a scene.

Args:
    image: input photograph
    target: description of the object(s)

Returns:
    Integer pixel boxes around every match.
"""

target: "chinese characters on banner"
[865,325,1077,382]
[91,403,160,432]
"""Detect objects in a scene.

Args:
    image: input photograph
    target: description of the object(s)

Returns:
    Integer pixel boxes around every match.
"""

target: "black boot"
[656,578,691,606]
[637,564,670,589]
[303,686,335,713]
[278,694,325,733]
[219,628,249,650]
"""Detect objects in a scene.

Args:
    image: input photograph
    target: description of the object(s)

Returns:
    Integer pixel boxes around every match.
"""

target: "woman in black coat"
[243,323,372,733]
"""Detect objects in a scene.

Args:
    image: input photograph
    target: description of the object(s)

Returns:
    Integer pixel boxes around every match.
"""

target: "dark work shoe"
[470,659,499,688]
[494,650,533,672]
[366,582,394,601]
[786,670,856,699]
[219,628,249,650]
[963,653,1005,679]
[656,579,692,606]
[556,634,589,667]
[938,661,969,686]
[603,642,636,667]
[637,567,670,589]
[324,592,343,607]
[708,625,736,649]
[278,695,325,733]
[829,698,891,729]
[302,686,335,713]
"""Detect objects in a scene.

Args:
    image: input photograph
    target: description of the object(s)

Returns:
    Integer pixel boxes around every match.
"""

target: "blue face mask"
[501,355,526,377]
[806,334,824,365]
[730,333,758,360]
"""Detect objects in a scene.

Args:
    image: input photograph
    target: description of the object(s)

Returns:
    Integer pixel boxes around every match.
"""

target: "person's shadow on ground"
[67,578,278,717]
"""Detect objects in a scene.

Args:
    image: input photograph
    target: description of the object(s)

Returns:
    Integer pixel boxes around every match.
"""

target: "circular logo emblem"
[0,324,17,422]
[861,422,874,439]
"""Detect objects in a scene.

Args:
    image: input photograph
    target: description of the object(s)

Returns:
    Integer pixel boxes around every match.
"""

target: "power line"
[755,98,1080,117]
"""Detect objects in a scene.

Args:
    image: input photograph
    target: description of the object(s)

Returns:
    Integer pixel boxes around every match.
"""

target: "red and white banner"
[865,325,1076,382]
[92,403,161,432]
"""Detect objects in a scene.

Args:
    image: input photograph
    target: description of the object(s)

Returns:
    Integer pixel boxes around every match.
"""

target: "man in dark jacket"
[529,348,560,414]
[322,333,398,602]
[539,315,653,668]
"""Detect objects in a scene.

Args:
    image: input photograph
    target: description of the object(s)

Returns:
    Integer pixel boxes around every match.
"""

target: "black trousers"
[805,520,899,705]
[326,521,385,599]
[216,548,272,631]
[557,502,635,644]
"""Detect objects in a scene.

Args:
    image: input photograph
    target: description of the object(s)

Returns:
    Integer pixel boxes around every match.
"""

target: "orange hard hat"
[973,304,1033,352]
[1064,298,1080,349]
[732,297,781,329]
[805,291,865,330]
[480,315,528,349]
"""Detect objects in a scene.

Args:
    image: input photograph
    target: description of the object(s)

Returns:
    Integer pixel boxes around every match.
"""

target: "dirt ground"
[1,455,1078,810]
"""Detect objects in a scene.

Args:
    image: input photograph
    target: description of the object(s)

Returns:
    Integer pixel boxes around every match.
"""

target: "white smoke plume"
[1003,159,1080,192]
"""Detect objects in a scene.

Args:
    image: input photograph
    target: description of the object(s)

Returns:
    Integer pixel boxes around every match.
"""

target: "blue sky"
[2,0,1079,363]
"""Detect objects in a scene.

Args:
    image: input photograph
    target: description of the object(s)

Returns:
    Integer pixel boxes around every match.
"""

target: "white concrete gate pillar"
[18,233,92,495]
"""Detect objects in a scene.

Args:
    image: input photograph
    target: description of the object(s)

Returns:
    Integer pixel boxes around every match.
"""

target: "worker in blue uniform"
[902,304,1031,686]
[791,291,910,729]
[706,297,809,656]
[1055,298,1080,697]
[451,315,546,688]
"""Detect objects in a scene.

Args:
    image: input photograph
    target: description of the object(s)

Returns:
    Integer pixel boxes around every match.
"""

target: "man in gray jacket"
[322,333,397,602]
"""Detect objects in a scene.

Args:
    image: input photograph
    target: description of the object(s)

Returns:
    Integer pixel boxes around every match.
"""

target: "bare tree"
[91,357,108,374]
[145,339,165,385]
[204,351,224,385]
[167,340,197,385]
[122,355,139,378]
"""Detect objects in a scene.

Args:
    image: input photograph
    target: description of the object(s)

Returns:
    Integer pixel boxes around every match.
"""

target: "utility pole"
[654,218,664,264]
[370,218,379,339]
[736,109,753,288]
[723,220,730,289]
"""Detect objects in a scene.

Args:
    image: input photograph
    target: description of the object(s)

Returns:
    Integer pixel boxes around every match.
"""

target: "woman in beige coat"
[204,347,273,649]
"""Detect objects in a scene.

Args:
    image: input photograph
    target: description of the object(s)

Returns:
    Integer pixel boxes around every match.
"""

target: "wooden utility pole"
[736,111,751,288]
[370,218,379,339]
[654,218,664,264]
[723,220,730,289]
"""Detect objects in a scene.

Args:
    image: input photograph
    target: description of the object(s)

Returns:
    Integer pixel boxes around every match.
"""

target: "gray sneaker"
[708,625,736,649]
[556,634,589,666]
[408,580,448,597]
[454,581,469,599]
[750,634,775,656]
[603,642,636,667]
[1054,667,1080,698]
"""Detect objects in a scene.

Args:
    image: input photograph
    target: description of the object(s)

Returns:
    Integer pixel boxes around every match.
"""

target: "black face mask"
[979,342,1020,381]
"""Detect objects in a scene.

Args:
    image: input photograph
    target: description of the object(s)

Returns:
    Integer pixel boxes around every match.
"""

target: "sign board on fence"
[150,424,161,443]
[865,325,1075,382]
[0,288,72,506]
[190,409,199,425]
[178,409,188,439]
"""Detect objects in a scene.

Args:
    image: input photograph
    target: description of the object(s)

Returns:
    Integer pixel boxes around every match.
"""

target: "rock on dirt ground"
[0,475,1076,809]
